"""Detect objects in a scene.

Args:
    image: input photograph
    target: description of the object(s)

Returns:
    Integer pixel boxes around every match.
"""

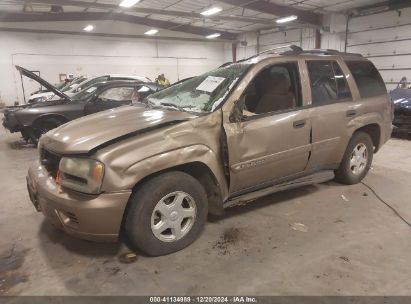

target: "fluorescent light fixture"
[206,33,221,39]
[276,15,298,24]
[144,29,158,35]
[201,6,222,16]
[83,24,94,32]
[119,0,141,8]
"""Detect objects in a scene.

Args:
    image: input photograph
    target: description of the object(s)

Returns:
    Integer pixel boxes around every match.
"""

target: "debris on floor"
[339,256,350,263]
[212,227,241,255]
[0,246,29,295]
[289,222,308,232]
[341,194,349,202]
[118,252,138,264]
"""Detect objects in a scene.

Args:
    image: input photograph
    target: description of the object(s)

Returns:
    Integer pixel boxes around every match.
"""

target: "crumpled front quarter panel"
[95,110,228,198]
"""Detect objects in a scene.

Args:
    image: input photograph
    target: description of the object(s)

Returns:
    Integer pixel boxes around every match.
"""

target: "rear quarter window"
[345,61,387,98]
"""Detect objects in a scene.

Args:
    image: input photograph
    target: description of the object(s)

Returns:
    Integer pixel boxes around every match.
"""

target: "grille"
[40,148,61,178]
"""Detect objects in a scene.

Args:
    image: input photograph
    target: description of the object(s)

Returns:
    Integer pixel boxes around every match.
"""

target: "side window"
[243,62,301,115]
[98,87,134,102]
[345,61,387,98]
[307,60,352,106]
[130,86,153,103]
[76,76,108,92]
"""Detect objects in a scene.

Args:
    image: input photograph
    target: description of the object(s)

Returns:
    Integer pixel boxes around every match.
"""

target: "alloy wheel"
[350,143,368,175]
[150,191,197,242]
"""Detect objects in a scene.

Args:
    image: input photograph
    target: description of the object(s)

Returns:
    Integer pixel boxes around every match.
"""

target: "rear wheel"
[124,171,208,256]
[335,131,374,184]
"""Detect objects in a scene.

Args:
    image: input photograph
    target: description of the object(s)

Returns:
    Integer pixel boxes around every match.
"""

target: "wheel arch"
[32,113,70,128]
[353,123,381,152]
[132,161,224,216]
[119,160,225,238]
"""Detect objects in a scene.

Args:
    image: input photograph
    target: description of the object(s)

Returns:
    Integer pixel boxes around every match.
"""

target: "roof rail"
[238,44,303,62]
[281,48,363,57]
[234,45,362,65]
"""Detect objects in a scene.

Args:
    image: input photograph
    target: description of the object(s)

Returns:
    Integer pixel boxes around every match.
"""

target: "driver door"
[84,85,135,115]
[223,61,312,194]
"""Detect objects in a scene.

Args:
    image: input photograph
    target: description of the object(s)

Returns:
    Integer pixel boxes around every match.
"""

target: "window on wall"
[307,60,352,106]
[345,61,387,98]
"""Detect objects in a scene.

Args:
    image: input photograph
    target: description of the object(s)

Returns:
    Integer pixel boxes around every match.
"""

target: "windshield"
[146,63,250,113]
[61,76,88,92]
[71,85,99,101]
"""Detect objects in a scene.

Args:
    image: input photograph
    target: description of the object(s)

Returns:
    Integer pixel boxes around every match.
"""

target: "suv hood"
[16,65,72,102]
[41,105,196,154]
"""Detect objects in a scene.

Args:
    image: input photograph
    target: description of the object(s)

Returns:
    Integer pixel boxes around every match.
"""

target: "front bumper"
[2,113,21,132]
[27,161,132,242]
[393,115,411,134]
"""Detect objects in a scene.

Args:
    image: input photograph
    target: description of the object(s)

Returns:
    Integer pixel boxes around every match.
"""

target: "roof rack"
[238,45,362,63]
[281,48,363,57]
[238,44,303,62]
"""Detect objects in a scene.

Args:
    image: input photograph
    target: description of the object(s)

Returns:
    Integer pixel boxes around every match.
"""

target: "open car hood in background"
[15,65,72,102]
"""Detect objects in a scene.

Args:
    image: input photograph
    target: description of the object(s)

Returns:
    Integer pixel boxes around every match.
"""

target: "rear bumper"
[27,161,132,242]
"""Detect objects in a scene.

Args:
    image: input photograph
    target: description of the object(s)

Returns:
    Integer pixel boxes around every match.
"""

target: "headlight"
[59,157,104,194]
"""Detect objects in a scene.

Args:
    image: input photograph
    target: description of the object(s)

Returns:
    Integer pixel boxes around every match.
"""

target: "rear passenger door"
[304,59,356,171]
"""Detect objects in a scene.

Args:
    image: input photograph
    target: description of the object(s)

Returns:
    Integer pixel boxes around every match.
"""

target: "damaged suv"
[27,46,393,256]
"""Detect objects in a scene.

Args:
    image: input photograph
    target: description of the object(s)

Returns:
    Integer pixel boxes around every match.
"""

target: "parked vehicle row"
[28,73,151,103]
[21,46,392,256]
[3,66,160,143]
[390,85,411,135]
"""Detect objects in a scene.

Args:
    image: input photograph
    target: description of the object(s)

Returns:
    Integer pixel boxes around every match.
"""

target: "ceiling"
[0,0,393,40]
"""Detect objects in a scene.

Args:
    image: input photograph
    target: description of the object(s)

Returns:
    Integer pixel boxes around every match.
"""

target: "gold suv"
[27,46,393,256]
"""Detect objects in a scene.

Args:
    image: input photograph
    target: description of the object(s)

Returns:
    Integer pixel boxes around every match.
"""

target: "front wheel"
[32,118,64,145]
[124,171,208,256]
[335,131,374,185]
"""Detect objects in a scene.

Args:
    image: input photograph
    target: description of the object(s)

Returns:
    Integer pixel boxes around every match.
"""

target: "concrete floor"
[1,128,410,296]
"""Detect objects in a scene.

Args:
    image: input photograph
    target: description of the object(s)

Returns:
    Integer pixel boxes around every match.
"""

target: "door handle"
[293,119,306,128]
[346,109,356,117]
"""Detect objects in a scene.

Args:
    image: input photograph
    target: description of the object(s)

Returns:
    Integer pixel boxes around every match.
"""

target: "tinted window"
[307,60,352,106]
[243,62,301,115]
[345,61,386,98]
[98,87,134,102]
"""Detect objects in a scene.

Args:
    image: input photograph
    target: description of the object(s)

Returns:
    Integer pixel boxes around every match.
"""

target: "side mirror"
[229,98,247,123]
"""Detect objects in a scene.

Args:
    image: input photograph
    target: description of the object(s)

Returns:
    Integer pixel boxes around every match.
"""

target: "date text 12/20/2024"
[150,297,257,303]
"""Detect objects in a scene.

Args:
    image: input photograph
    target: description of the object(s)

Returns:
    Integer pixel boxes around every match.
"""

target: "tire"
[124,171,208,256]
[335,131,374,185]
[32,118,64,145]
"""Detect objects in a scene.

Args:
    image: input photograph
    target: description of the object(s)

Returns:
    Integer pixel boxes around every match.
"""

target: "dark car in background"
[3,67,161,143]
[390,87,411,135]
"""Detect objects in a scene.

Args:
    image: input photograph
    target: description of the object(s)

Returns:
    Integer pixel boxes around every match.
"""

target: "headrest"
[266,72,291,95]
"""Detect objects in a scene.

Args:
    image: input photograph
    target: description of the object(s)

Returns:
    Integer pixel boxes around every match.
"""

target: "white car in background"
[28,76,88,103]
[27,74,151,103]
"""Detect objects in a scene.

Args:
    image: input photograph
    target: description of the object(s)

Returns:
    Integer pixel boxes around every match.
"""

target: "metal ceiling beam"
[216,0,322,26]
[0,11,238,40]
[0,26,221,42]
[17,0,276,25]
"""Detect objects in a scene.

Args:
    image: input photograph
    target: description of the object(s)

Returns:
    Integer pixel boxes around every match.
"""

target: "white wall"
[322,7,411,91]
[0,31,227,105]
